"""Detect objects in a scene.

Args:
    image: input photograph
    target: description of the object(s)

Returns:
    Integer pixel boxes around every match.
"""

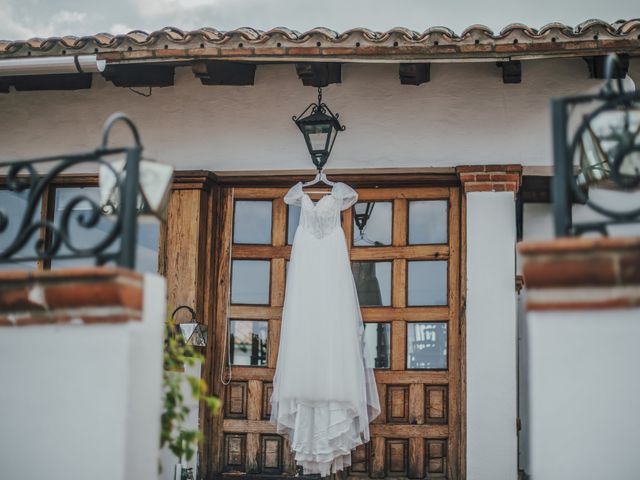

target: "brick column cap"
[456,164,522,193]
[0,267,144,326]
[519,237,640,310]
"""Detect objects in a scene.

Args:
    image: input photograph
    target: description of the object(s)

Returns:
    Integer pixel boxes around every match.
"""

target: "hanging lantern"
[552,53,640,236]
[293,87,346,171]
[353,202,375,236]
[99,158,174,221]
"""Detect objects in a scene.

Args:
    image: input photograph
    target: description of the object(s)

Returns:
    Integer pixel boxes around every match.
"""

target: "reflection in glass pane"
[231,260,270,305]
[353,201,392,246]
[407,261,447,306]
[0,190,41,271]
[50,187,160,273]
[287,205,301,244]
[363,322,391,368]
[229,320,268,366]
[409,200,448,244]
[234,200,272,245]
[407,322,447,369]
[352,261,391,307]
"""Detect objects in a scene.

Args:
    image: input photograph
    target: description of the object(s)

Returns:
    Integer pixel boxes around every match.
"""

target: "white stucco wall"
[0,273,166,480]
[1,58,635,171]
[524,308,640,480]
[466,192,518,480]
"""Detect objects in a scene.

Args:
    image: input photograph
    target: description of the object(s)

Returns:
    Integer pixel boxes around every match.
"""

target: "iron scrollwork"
[552,54,640,236]
[0,113,143,268]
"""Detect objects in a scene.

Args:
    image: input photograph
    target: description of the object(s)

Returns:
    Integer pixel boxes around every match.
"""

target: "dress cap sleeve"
[284,182,304,206]
[334,182,358,210]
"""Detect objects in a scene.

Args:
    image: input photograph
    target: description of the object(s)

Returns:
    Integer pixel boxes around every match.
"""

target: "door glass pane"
[407,260,447,306]
[135,217,161,274]
[234,200,272,245]
[407,322,447,369]
[363,322,391,369]
[231,260,270,305]
[0,190,41,270]
[50,187,160,273]
[287,205,301,244]
[229,320,268,367]
[353,201,392,246]
[409,200,448,244]
[352,261,392,307]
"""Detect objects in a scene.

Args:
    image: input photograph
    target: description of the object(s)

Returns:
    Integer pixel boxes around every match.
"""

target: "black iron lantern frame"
[552,54,640,236]
[292,87,346,172]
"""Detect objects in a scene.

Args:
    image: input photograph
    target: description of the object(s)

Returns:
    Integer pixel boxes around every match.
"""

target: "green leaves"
[161,316,219,463]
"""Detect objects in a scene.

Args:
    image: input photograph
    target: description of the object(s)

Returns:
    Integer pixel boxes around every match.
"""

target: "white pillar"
[466,191,518,480]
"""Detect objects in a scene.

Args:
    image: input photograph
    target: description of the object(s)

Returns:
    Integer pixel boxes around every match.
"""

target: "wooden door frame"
[196,170,467,480]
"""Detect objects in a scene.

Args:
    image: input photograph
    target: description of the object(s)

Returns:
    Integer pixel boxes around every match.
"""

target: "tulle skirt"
[270,226,380,476]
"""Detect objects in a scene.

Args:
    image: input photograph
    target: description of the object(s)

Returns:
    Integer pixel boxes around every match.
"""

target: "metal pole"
[551,98,572,236]
[118,146,141,269]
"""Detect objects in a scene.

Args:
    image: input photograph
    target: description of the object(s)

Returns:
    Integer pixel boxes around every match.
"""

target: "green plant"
[161,317,220,464]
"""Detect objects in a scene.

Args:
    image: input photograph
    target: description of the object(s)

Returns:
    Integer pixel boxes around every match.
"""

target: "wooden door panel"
[210,186,462,479]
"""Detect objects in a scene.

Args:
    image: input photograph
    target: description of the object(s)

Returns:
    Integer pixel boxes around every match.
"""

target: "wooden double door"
[208,184,462,479]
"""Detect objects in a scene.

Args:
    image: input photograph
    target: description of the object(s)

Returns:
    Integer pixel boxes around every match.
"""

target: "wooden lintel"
[497,60,521,84]
[1,73,92,92]
[520,175,587,204]
[192,60,256,86]
[102,64,175,87]
[399,63,430,85]
[584,54,629,79]
[295,62,341,87]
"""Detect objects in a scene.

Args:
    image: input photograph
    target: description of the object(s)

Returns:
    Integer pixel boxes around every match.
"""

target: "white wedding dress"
[270,181,380,477]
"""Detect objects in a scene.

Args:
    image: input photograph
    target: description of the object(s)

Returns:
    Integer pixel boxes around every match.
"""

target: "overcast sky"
[0,0,638,40]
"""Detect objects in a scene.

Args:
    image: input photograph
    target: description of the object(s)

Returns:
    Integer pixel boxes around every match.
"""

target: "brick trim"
[456,165,522,193]
[0,267,144,326]
[519,237,640,311]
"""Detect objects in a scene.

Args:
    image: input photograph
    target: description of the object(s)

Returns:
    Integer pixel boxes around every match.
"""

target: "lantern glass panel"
[587,107,640,179]
[303,123,333,152]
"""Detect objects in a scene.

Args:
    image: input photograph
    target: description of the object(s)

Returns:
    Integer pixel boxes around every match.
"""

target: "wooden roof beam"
[399,63,430,85]
[0,73,92,92]
[497,60,521,84]
[584,54,629,79]
[192,60,256,86]
[102,64,175,87]
[295,63,341,87]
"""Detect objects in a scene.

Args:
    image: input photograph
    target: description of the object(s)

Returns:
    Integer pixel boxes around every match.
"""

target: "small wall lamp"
[171,306,207,348]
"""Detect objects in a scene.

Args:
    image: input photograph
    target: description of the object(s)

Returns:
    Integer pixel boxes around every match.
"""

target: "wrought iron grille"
[0,113,142,268]
[552,54,640,236]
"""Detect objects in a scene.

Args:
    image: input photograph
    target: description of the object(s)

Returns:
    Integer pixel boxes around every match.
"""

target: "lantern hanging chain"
[317,87,323,106]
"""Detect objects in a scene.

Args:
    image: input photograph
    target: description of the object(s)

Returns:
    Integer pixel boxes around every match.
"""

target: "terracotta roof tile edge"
[0,19,638,58]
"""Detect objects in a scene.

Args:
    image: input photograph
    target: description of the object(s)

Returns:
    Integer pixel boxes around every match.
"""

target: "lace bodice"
[284,182,358,239]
